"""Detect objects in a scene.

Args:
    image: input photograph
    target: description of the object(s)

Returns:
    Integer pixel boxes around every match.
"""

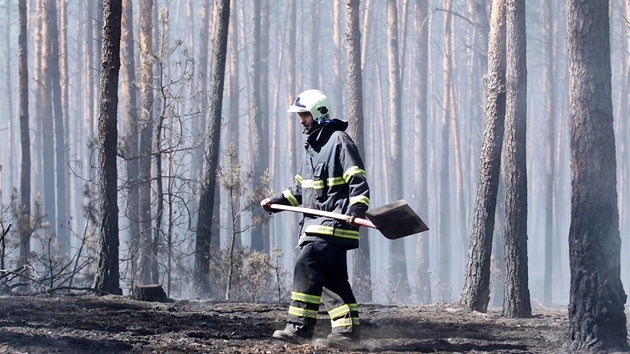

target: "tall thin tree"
[459,0,506,313]
[120,0,140,287]
[386,0,410,302]
[413,0,430,304]
[502,0,530,318]
[94,0,123,295]
[345,0,372,303]
[138,0,154,285]
[18,0,31,269]
[194,0,230,297]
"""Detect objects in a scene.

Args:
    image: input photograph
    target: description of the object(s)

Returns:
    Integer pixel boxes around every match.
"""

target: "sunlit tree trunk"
[502,0,530,318]
[542,0,556,307]
[57,0,71,254]
[195,0,230,297]
[94,0,123,295]
[310,0,320,88]
[346,0,372,303]
[120,0,140,287]
[138,0,154,285]
[41,0,57,248]
[386,0,410,302]
[227,0,240,251]
[566,0,629,350]
[459,0,506,313]
[438,0,453,301]
[44,0,70,257]
[413,0,430,305]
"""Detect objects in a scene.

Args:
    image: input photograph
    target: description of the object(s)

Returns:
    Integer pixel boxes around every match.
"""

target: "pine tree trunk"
[94,0,122,295]
[195,0,230,297]
[413,0,430,305]
[345,0,372,303]
[120,0,140,287]
[542,0,556,306]
[138,0,154,285]
[385,0,410,303]
[18,0,31,269]
[566,0,629,350]
[502,0,530,318]
[459,0,506,313]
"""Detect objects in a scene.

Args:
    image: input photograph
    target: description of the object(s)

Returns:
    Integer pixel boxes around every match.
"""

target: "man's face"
[298,112,315,134]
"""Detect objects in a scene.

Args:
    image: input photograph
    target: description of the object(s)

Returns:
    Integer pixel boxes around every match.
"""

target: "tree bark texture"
[386,0,410,302]
[502,0,531,318]
[94,0,123,295]
[45,0,70,257]
[413,0,430,305]
[566,0,629,350]
[18,0,31,268]
[248,0,265,252]
[345,0,372,303]
[120,0,140,287]
[459,0,506,313]
[542,0,556,307]
[138,0,154,285]
[439,0,453,300]
[195,0,230,297]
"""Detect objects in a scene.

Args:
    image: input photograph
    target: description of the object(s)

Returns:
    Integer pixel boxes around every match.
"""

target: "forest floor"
[0,294,627,353]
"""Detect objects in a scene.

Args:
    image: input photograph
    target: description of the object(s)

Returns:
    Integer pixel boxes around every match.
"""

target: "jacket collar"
[306,119,348,146]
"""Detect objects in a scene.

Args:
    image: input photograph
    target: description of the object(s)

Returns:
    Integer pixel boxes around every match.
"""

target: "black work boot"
[313,332,361,350]
[272,329,312,345]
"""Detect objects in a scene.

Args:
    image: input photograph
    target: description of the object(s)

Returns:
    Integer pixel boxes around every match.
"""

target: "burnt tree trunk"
[566,0,629,351]
[94,0,123,295]
[195,0,230,297]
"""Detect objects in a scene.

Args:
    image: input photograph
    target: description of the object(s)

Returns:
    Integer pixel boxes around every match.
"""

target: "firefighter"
[260,89,370,349]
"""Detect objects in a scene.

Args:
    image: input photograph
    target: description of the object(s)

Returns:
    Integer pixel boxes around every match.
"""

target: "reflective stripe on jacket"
[270,119,370,249]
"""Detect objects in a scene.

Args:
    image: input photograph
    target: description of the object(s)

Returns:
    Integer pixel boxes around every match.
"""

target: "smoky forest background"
[0,0,628,344]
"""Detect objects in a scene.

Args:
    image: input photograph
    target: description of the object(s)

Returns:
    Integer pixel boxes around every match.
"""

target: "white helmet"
[287,89,332,123]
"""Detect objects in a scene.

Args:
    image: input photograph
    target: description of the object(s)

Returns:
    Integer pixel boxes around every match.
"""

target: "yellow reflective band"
[301,179,324,189]
[291,291,321,304]
[282,189,300,206]
[350,195,370,207]
[330,317,360,328]
[295,174,303,183]
[328,304,350,318]
[348,303,359,312]
[327,176,346,186]
[288,306,318,319]
[343,166,366,183]
[304,225,359,240]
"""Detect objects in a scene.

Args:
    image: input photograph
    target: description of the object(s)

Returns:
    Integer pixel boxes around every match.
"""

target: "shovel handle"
[269,204,376,229]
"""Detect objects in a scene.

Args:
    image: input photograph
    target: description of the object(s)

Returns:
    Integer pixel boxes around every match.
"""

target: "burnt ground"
[0,294,626,353]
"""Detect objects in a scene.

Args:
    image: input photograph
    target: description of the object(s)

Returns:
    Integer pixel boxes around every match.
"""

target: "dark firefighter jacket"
[269,119,370,249]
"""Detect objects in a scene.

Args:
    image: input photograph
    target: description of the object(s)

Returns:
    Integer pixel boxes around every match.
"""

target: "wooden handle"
[269,204,375,229]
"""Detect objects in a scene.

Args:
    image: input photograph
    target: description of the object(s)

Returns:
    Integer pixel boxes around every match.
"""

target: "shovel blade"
[365,199,429,239]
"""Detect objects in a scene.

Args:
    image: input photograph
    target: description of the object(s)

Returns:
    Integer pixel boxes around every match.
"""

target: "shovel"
[269,199,429,240]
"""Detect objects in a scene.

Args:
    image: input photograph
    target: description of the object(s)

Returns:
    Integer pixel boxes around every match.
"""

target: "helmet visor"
[287,105,310,113]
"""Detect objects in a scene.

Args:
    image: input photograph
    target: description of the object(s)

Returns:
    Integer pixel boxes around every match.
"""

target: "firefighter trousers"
[284,241,360,339]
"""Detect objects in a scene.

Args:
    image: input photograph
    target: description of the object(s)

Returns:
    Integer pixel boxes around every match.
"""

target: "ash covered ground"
[0,294,622,353]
